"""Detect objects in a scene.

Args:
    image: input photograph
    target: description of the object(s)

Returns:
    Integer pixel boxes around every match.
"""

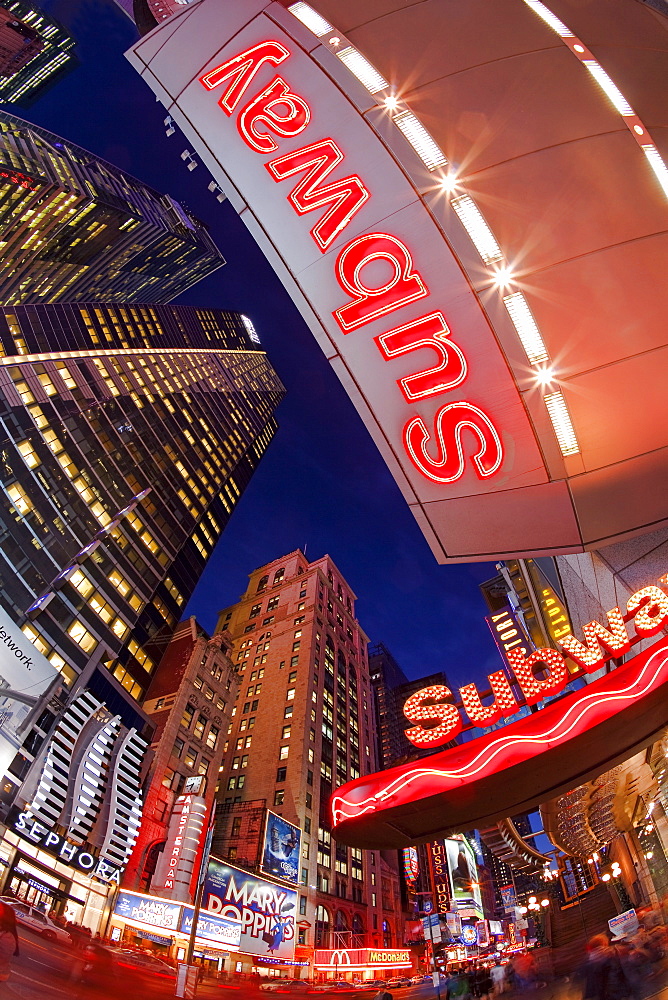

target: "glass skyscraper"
[0,2,76,106]
[0,302,284,804]
[0,112,224,304]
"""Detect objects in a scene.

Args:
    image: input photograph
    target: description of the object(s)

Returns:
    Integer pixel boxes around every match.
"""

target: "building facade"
[0,2,75,106]
[213,550,401,978]
[0,112,223,304]
[0,304,284,929]
[122,617,239,903]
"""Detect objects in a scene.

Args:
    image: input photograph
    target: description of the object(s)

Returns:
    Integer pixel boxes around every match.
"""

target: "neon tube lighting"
[336,46,388,94]
[287,2,333,37]
[544,390,580,456]
[583,61,634,116]
[503,292,549,364]
[332,643,668,824]
[522,0,573,36]
[451,195,503,263]
[392,110,448,170]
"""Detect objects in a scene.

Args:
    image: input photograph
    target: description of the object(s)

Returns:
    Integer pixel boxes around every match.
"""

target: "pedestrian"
[374,990,392,1000]
[0,901,19,984]
[574,933,631,1000]
[490,961,505,995]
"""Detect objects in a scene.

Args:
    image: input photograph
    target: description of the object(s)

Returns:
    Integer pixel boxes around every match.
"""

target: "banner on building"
[260,810,301,886]
[500,884,517,913]
[0,604,60,777]
[402,846,419,886]
[203,857,297,961]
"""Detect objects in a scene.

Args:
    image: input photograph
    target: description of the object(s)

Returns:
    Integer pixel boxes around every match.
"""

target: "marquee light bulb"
[541,900,549,907]
[601,873,611,881]
[384,95,400,111]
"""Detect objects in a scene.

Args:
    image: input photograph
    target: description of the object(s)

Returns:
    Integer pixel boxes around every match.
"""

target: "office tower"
[0,2,76,106]
[122,617,239,899]
[368,643,408,770]
[0,300,283,814]
[0,112,224,305]
[369,651,452,770]
[130,0,199,35]
[214,550,401,977]
[0,7,43,79]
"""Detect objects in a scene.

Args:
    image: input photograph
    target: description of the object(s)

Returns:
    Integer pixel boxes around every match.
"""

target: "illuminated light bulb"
[627,586,668,637]
[573,44,585,52]
[645,851,653,859]
[541,900,549,907]
[519,906,528,914]
[634,125,645,135]
[529,897,537,904]
[491,265,515,288]
[601,873,611,881]
[439,172,459,195]
[648,801,656,814]
[329,36,340,46]
[534,367,556,386]
[645,824,654,834]
[384,95,401,111]
[558,608,630,669]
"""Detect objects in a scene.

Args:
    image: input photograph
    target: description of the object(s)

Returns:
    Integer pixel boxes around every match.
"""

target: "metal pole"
[427,911,442,1000]
[182,811,215,992]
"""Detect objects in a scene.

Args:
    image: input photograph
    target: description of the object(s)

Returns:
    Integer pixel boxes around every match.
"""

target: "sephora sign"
[331,580,668,846]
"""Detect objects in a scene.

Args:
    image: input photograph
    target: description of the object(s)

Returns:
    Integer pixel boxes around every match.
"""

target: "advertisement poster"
[260,810,301,886]
[181,906,240,949]
[444,837,483,913]
[0,604,60,776]
[402,846,419,886]
[204,857,297,961]
[114,891,181,931]
[476,920,489,947]
[500,884,517,913]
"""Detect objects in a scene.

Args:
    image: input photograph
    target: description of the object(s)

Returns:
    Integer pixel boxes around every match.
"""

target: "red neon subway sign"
[200,40,504,486]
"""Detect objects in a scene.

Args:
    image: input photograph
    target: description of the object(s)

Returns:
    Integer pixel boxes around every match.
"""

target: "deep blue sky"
[26,0,505,691]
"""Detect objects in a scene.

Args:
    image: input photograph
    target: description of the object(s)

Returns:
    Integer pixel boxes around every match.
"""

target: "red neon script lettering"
[404,402,502,484]
[238,77,311,153]
[333,233,428,332]
[375,312,467,400]
[200,41,290,115]
[266,139,370,252]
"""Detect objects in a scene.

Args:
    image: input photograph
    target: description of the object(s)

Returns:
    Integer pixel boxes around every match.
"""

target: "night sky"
[25,0,507,691]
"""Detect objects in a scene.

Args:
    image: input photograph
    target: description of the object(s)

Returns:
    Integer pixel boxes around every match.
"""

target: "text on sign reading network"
[200,41,503,486]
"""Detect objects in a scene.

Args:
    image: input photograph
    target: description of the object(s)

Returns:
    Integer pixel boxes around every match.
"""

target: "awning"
[137,929,173,946]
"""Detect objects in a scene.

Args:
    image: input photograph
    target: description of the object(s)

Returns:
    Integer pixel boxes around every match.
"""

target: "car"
[112,950,176,983]
[5,901,72,944]
[386,978,411,988]
[312,982,352,992]
[260,982,311,993]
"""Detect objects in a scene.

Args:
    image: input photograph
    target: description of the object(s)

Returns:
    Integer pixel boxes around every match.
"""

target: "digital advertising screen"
[444,837,483,914]
[260,810,301,886]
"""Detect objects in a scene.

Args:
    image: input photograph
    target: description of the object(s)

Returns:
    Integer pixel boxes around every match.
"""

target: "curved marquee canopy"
[127,0,668,562]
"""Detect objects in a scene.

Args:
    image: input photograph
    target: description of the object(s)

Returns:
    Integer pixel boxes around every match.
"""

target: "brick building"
[121,617,239,899]
[214,550,402,978]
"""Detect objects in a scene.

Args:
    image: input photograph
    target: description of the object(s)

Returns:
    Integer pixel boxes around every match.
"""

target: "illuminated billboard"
[444,837,482,915]
[260,810,301,886]
[127,0,668,563]
[0,603,59,777]
[203,857,297,961]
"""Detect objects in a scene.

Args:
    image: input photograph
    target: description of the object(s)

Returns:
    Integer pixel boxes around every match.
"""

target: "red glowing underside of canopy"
[332,634,668,848]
